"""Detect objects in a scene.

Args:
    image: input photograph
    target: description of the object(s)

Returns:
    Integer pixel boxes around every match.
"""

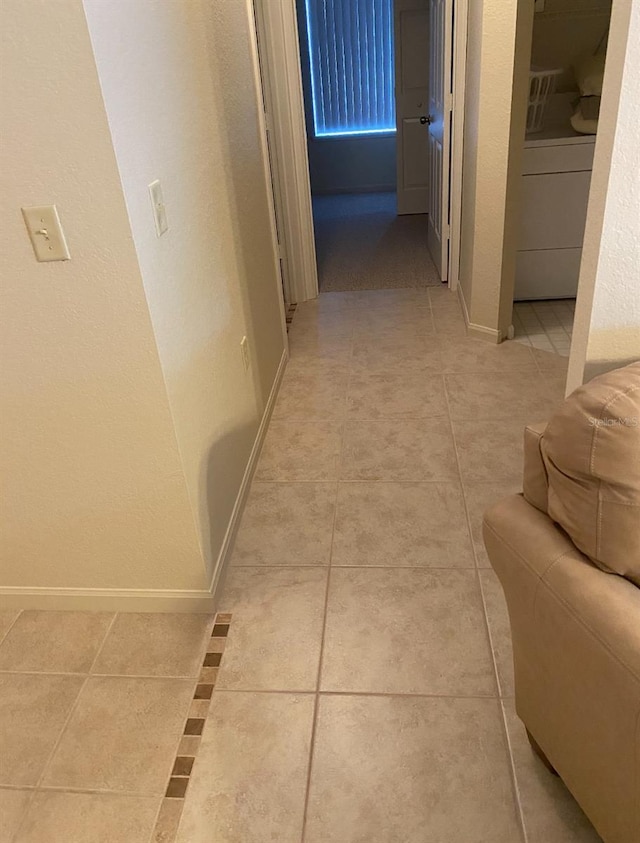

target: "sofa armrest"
[523,421,549,513]
[483,493,640,843]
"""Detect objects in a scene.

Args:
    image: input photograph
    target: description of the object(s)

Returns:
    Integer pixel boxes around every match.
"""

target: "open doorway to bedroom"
[293,0,443,293]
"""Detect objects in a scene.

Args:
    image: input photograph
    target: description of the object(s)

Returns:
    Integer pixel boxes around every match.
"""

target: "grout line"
[0,609,22,649]
[229,563,478,571]
[299,455,342,842]
[0,670,207,680]
[443,368,528,843]
[210,687,503,700]
[28,612,120,807]
[498,698,530,843]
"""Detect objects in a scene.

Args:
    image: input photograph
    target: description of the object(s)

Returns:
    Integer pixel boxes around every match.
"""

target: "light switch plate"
[22,205,70,262]
[149,179,169,237]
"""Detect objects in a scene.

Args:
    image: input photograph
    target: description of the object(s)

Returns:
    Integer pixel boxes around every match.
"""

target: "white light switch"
[21,205,70,262]
[149,179,169,237]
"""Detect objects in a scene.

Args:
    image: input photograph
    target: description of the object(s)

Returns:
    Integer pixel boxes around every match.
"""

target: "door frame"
[252,0,319,304]
[252,0,467,300]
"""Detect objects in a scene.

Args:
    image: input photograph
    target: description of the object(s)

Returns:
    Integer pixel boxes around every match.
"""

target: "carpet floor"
[312,192,442,292]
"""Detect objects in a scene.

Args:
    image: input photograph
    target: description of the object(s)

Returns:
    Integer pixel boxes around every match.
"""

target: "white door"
[426,0,453,280]
[394,0,430,215]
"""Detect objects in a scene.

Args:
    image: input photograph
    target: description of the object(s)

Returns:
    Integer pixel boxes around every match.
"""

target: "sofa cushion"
[540,361,640,586]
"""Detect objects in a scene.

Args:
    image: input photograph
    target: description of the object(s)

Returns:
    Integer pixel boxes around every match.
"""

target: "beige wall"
[1,0,286,606]
[567,0,640,392]
[83,0,286,582]
[459,0,533,340]
[0,0,205,594]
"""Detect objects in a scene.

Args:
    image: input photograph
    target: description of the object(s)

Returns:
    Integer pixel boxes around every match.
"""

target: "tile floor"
[512,298,575,356]
[0,609,221,842]
[0,287,601,843]
[178,287,600,843]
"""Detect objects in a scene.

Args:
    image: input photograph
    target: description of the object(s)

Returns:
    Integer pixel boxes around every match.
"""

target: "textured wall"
[459,0,532,338]
[83,0,285,579]
[0,0,206,590]
[568,0,640,390]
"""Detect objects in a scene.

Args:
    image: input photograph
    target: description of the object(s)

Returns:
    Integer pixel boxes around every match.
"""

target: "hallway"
[0,288,602,843]
[179,287,600,842]
[312,193,441,292]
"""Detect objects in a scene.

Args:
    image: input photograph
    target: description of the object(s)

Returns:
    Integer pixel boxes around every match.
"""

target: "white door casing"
[395,0,430,215]
[426,0,453,280]
[252,0,318,304]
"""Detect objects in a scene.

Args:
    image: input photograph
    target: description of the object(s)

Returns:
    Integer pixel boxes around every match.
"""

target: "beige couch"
[483,361,640,843]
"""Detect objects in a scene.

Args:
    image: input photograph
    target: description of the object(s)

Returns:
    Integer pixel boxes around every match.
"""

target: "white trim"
[448,0,468,292]
[458,285,502,343]
[0,349,289,614]
[204,345,288,602]
[253,0,319,304]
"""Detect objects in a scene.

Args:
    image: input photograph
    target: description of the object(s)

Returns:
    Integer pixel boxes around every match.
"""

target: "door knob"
[420,115,433,125]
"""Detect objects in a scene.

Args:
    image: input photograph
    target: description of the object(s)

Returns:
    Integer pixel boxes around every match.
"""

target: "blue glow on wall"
[304,0,396,138]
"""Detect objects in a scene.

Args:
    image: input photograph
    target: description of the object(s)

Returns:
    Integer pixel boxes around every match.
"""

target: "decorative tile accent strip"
[152,612,231,843]
[285,302,297,331]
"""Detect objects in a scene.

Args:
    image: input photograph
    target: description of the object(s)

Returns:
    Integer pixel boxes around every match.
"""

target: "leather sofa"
[483,361,640,843]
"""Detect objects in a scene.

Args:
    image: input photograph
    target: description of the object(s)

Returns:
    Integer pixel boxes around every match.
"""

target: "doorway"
[254,0,464,302]
[509,1,612,367]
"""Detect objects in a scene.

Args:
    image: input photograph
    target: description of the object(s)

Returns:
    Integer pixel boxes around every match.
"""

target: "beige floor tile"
[321,568,496,695]
[479,569,515,697]
[0,611,113,674]
[92,613,212,677]
[353,306,434,335]
[440,336,537,373]
[232,482,336,567]
[152,798,183,843]
[502,700,603,842]
[542,370,570,404]
[0,611,20,643]
[0,674,84,786]
[287,333,352,363]
[453,417,528,485]
[332,482,474,568]
[304,695,522,843]
[255,420,343,481]
[432,306,468,336]
[215,567,327,691]
[15,792,160,843]
[532,347,570,372]
[463,481,522,564]
[346,372,448,418]
[445,372,558,420]
[272,369,349,420]
[42,676,194,793]
[341,418,458,482]
[349,288,432,308]
[289,307,355,336]
[351,331,442,375]
[0,788,33,841]
[176,691,313,843]
[428,286,461,307]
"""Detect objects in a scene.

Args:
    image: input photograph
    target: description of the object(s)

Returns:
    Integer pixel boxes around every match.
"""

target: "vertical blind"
[304,0,395,137]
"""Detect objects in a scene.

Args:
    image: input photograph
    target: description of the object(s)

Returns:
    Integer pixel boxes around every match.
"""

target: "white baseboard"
[0,348,289,614]
[457,286,503,344]
[205,346,288,603]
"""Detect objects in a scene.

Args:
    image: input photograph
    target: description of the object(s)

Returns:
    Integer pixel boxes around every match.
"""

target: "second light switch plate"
[149,179,169,237]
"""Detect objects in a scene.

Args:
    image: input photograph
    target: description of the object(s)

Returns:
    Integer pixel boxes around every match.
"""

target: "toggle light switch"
[149,179,169,237]
[21,205,71,262]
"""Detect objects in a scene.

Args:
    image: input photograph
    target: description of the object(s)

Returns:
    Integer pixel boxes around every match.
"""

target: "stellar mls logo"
[588,416,639,427]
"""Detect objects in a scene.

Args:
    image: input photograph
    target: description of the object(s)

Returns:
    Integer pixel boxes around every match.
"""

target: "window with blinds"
[304,0,396,137]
